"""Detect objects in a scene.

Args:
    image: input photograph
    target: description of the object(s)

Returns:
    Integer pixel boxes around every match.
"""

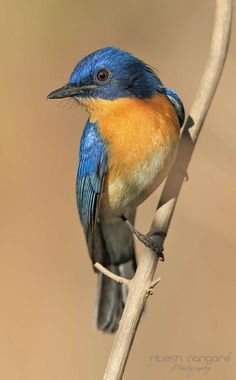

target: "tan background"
[0,0,236,379]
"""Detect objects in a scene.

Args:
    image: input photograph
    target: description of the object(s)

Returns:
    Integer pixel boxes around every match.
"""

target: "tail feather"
[93,212,137,333]
[94,261,136,333]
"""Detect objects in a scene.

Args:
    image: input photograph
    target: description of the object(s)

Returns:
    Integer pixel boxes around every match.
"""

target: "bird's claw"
[121,215,165,261]
[147,231,167,238]
[140,234,165,261]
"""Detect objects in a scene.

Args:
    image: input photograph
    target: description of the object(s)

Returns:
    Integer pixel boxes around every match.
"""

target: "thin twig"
[102,1,233,379]
[147,277,162,296]
[94,263,130,287]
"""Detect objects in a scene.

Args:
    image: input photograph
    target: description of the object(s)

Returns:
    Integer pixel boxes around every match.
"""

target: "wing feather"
[76,120,107,259]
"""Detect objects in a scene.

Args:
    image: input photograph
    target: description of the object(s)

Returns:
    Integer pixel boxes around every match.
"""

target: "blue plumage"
[76,120,107,254]
[69,46,164,99]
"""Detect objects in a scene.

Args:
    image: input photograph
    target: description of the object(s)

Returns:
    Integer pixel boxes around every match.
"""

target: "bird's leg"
[121,215,166,261]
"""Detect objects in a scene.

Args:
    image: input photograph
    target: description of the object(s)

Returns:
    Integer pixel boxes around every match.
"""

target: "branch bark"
[99,1,233,379]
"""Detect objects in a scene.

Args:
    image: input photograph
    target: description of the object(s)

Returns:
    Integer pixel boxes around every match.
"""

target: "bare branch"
[102,1,233,379]
[94,263,130,287]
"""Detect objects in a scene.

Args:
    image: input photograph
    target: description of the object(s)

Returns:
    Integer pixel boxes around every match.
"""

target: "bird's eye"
[96,69,110,83]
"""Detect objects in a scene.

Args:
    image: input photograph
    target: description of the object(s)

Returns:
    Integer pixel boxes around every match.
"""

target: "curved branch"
[102,1,233,379]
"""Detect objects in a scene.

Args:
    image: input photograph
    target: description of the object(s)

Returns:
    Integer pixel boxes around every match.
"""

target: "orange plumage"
[81,94,180,210]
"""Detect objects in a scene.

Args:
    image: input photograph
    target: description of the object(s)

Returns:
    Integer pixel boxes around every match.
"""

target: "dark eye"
[96,69,110,83]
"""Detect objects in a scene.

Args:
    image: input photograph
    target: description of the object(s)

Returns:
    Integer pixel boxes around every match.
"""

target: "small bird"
[48,47,184,333]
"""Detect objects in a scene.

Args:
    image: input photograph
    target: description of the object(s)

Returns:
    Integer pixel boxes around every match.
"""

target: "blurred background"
[0,0,235,379]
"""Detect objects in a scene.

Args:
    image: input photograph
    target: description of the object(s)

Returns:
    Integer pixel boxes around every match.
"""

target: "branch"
[94,263,130,287]
[95,262,161,293]
[102,1,233,379]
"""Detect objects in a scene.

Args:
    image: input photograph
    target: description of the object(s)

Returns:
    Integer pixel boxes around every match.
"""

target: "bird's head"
[47,47,164,102]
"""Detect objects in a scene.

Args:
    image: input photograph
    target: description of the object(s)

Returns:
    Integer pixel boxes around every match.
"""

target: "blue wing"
[164,87,185,127]
[76,120,107,256]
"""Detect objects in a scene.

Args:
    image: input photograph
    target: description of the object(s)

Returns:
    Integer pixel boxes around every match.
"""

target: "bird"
[48,46,185,333]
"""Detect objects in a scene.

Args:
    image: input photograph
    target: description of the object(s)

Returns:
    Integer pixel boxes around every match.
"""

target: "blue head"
[48,46,164,100]
[48,46,185,126]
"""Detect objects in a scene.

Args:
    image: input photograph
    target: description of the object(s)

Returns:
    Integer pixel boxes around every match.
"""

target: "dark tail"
[93,214,136,333]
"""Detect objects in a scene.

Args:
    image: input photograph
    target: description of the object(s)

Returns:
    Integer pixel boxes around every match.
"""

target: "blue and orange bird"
[48,47,184,333]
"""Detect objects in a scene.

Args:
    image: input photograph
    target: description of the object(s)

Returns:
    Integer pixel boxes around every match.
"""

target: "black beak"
[47,84,82,99]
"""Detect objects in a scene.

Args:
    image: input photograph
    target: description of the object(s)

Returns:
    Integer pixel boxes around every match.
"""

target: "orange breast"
[81,95,180,209]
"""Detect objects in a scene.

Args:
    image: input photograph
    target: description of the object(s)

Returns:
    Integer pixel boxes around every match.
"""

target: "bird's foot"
[121,215,166,261]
